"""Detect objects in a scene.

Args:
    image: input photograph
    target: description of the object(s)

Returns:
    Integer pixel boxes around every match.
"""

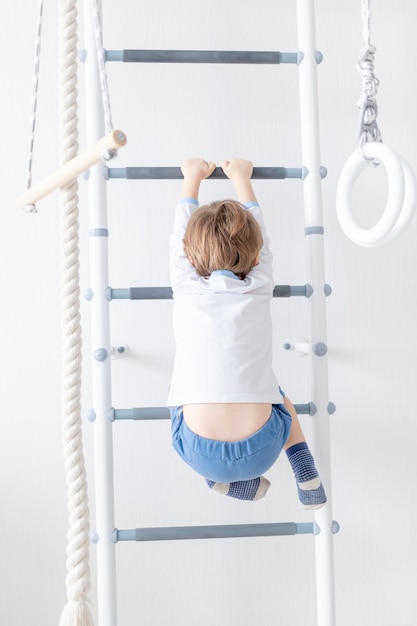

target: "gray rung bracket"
[110,285,308,300]
[115,522,315,542]
[112,403,312,421]
[105,50,300,64]
[102,166,305,180]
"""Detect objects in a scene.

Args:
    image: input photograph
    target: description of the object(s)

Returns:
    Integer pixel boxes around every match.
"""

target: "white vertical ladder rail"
[296,1,336,625]
[83,0,118,624]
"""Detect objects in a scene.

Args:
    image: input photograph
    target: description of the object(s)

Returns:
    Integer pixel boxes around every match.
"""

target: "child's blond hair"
[183,200,263,279]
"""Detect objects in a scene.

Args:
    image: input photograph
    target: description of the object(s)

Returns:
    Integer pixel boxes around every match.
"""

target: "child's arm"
[170,159,216,292]
[180,158,216,200]
[221,159,257,204]
[222,158,267,237]
[223,159,273,287]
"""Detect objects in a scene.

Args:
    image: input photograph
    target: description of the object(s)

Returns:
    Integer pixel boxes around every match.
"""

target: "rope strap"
[92,0,116,159]
[23,0,44,213]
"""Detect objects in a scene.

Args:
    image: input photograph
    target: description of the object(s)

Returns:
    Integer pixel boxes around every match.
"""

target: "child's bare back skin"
[183,403,272,442]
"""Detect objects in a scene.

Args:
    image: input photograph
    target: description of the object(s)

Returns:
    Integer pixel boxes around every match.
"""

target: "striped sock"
[206,476,270,501]
[286,442,327,510]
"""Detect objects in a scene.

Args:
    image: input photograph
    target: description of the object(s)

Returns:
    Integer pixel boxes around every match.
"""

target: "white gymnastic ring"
[378,154,417,244]
[336,142,405,246]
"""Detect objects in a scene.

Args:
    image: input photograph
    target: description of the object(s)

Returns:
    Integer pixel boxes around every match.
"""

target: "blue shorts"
[170,404,292,483]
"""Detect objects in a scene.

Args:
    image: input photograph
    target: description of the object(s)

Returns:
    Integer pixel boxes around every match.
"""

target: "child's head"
[183,200,263,279]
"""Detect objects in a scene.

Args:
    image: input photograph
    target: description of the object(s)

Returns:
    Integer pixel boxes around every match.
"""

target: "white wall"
[1,1,417,625]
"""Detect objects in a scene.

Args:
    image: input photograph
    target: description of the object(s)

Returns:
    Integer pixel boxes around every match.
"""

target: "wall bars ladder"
[83,1,337,624]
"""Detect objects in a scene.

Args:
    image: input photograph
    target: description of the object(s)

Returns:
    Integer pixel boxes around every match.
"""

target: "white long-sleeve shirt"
[166,198,282,407]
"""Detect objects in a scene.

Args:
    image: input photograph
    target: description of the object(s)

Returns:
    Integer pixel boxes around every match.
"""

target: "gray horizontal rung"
[110,285,308,300]
[115,522,315,542]
[103,166,306,180]
[111,287,173,300]
[112,403,313,420]
[273,285,307,297]
[113,407,170,420]
[105,50,300,64]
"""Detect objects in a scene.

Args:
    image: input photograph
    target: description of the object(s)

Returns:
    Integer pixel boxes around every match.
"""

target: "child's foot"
[286,442,327,510]
[297,477,327,510]
[206,476,271,501]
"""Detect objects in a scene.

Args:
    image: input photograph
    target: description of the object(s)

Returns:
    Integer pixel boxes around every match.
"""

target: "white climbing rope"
[58,0,93,624]
[336,0,417,246]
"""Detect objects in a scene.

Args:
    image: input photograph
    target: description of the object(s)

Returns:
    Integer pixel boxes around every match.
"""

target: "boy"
[167,158,326,508]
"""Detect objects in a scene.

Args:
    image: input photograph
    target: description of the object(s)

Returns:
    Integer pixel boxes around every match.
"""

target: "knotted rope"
[58,0,93,623]
[356,0,382,147]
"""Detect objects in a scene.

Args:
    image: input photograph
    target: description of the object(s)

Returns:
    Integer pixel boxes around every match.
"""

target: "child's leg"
[206,476,270,501]
[283,396,327,510]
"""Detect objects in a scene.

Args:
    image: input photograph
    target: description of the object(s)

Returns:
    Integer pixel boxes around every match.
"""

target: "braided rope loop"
[58,0,93,624]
